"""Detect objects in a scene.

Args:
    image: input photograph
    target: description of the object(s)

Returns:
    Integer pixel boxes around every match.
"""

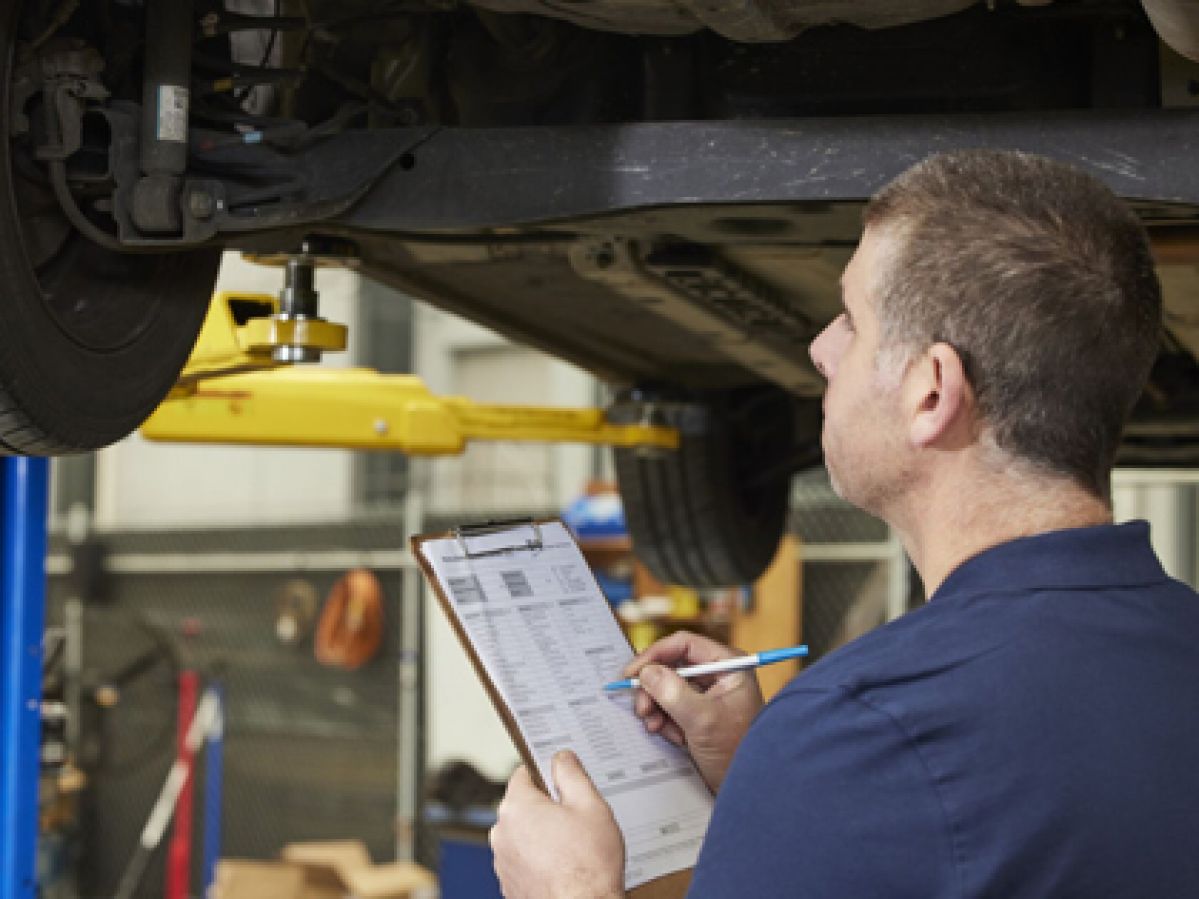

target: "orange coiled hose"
[314,568,384,670]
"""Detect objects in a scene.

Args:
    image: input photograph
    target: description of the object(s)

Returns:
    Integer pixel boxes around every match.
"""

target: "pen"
[603,644,809,692]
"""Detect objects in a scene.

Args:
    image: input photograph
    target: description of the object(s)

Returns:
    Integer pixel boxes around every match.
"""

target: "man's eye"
[841,313,855,332]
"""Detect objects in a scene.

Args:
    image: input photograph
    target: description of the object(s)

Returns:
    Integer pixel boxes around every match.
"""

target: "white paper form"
[418,521,714,890]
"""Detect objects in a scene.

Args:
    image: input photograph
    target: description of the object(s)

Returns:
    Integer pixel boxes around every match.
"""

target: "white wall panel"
[1112,470,1197,584]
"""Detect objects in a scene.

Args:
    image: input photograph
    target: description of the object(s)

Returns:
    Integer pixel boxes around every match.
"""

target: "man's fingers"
[552,750,602,809]
[624,630,734,677]
[505,764,535,798]
[492,765,537,853]
[638,664,708,731]
[497,764,543,823]
[640,708,684,746]
[624,630,699,673]
[512,764,533,786]
[634,689,655,718]
[659,720,686,747]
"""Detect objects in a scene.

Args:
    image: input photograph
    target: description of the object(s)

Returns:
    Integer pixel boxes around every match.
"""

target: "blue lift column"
[0,457,49,899]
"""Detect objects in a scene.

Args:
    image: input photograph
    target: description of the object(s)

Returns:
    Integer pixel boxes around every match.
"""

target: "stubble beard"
[823,392,908,521]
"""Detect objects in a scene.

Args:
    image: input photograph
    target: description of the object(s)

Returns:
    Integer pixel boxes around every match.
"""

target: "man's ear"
[907,342,973,449]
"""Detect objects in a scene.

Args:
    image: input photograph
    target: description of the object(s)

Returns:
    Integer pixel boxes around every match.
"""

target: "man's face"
[808,225,912,516]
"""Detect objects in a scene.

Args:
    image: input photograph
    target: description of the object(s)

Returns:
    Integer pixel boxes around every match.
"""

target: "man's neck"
[892,467,1113,598]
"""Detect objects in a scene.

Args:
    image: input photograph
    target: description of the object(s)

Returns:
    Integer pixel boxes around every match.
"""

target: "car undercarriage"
[5,0,1199,583]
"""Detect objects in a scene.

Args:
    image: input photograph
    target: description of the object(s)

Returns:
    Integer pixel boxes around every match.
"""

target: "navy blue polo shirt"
[690,522,1199,898]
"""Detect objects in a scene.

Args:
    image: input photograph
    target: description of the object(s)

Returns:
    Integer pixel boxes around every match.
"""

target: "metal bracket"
[570,237,824,395]
[453,519,544,560]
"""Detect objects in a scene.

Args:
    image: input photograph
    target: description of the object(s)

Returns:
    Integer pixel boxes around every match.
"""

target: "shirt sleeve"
[687,686,960,899]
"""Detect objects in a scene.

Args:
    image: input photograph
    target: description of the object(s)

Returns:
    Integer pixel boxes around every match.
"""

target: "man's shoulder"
[774,598,949,699]
[775,561,1199,705]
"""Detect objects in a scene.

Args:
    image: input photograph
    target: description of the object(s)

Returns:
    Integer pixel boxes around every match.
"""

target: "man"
[489,150,1199,897]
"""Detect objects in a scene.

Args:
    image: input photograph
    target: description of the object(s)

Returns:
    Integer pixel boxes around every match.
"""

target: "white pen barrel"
[675,654,760,679]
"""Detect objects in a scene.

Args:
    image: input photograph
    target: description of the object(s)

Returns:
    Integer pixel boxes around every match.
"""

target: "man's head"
[811,149,1162,510]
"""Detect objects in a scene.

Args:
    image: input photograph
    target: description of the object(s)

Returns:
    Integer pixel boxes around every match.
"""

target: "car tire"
[612,387,809,587]
[0,2,220,455]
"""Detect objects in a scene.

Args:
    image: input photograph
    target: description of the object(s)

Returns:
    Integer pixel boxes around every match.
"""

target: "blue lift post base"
[0,457,50,899]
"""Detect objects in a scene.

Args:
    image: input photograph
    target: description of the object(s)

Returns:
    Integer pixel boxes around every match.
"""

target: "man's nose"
[809,326,832,380]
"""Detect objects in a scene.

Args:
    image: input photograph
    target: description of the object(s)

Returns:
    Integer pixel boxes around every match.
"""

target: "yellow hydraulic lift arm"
[140,291,680,455]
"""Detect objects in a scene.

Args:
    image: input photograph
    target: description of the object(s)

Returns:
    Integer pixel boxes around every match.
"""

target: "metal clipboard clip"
[453,518,544,560]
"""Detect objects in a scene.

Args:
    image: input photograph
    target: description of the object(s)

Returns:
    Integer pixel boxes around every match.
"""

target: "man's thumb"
[552,750,599,808]
[639,664,703,727]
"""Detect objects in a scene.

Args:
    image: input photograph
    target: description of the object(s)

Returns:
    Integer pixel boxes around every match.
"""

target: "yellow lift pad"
[142,291,679,455]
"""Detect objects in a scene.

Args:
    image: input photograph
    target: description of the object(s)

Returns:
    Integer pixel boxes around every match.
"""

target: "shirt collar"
[931,520,1168,601]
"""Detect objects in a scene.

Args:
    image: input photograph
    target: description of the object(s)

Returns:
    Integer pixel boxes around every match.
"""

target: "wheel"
[0,2,220,455]
[612,387,814,587]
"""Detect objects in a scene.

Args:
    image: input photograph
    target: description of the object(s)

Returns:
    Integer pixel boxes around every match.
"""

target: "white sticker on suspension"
[156,84,189,143]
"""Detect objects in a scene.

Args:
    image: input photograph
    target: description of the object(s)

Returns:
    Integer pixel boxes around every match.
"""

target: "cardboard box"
[342,861,438,899]
[212,841,436,899]
[212,860,305,899]
[282,841,371,898]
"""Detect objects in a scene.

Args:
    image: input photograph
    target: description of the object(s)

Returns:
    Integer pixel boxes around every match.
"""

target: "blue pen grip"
[758,645,809,665]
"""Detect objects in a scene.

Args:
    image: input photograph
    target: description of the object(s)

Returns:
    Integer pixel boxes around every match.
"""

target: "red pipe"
[165,670,199,899]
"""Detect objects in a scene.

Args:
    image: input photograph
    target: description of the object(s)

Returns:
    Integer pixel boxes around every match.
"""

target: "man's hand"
[626,631,765,792]
[490,751,626,899]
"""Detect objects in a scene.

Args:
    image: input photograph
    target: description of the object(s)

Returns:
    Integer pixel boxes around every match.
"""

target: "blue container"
[562,491,634,605]
[438,836,503,899]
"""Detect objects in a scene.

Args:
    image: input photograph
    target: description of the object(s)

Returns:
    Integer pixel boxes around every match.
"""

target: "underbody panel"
[337,111,1199,235]
[229,109,1199,417]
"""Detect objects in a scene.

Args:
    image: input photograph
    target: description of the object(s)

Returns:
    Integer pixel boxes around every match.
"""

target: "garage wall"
[413,305,596,516]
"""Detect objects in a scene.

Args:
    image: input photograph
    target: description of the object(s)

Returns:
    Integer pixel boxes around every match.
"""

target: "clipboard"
[412,517,699,899]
